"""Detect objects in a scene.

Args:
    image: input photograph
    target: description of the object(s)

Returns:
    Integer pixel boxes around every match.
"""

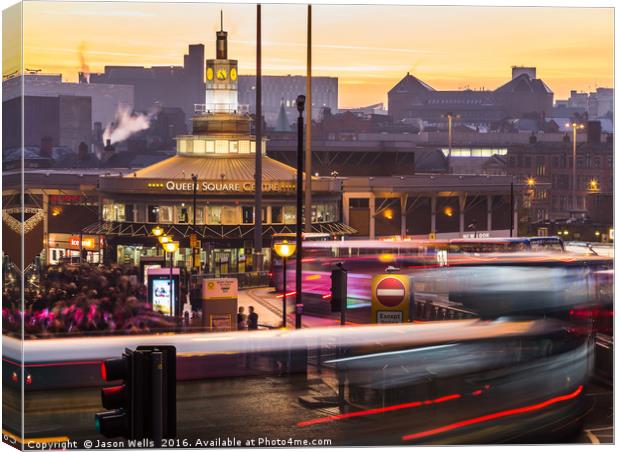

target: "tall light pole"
[304,4,313,233]
[509,179,514,237]
[254,4,263,271]
[295,95,306,329]
[566,122,584,211]
[444,112,460,173]
[191,173,198,270]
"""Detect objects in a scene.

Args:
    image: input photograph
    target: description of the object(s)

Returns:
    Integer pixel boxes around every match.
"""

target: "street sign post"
[371,274,412,324]
[202,278,239,331]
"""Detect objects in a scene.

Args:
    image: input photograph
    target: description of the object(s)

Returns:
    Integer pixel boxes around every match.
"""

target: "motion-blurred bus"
[270,237,566,307]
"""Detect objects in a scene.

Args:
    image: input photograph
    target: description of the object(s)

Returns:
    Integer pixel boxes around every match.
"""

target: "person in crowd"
[2,263,174,338]
[247,306,258,330]
[237,306,247,330]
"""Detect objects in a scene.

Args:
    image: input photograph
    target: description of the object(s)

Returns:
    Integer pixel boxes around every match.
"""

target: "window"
[125,204,134,222]
[207,206,221,224]
[350,198,370,208]
[536,164,546,176]
[194,140,206,154]
[283,205,296,224]
[196,207,204,224]
[271,206,283,223]
[148,205,158,223]
[103,203,128,221]
[221,206,237,224]
[159,206,173,223]
[242,206,254,224]
[178,205,190,224]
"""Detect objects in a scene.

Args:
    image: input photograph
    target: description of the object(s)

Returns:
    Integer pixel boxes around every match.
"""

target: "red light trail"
[297,393,462,427]
[401,385,583,441]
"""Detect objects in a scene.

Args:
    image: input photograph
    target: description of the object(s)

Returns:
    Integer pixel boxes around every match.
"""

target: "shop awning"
[82,221,357,240]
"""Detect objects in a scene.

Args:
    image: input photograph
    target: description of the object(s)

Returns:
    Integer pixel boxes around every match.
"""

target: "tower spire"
[220,10,223,31]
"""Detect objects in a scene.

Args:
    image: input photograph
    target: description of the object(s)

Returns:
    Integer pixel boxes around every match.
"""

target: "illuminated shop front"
[88,157,349,272]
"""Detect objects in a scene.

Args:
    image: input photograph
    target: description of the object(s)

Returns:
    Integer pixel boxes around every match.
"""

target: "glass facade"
[176,136,266,155]
[102,201,339,225]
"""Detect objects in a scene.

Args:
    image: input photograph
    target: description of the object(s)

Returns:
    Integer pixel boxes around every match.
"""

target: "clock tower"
[205,12,238,113]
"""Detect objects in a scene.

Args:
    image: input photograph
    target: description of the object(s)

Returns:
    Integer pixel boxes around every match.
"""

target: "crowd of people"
[2,264,177,338]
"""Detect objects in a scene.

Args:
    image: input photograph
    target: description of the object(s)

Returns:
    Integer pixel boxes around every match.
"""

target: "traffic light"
[330,263,348,313]
[96,346,176,443]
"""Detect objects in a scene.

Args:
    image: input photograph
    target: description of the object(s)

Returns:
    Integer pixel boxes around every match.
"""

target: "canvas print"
[1,0,614,449]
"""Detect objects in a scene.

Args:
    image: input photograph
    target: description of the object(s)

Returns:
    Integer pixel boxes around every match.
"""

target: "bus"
[270,237,567,308]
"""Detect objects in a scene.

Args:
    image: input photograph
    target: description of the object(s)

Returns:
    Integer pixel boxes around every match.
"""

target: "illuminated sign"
[69,236,96,250]
[371,274,412,324]
[156,180,295,193]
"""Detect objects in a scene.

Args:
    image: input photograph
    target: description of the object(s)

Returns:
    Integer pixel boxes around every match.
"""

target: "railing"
[193,103,250,115]
[190,271,271,289]
[413,300,478,321]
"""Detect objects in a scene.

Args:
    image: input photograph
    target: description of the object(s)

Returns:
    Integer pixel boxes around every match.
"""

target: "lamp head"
[296,95,306,114]
[152,225,164,237]
[158,235,171,245]
[164,241,179,253]
[274,240,296,258]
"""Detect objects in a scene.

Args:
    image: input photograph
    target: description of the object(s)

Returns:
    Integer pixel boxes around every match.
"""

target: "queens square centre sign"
[162,180,295,193]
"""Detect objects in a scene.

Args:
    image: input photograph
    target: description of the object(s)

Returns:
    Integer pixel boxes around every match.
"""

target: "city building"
[238,74,338,126]
[2,74,133,150]
[3,94,91,153]
[506,133,613,223]
[90,44,205,123]
[388,66,554,128]
[342,174,515,239]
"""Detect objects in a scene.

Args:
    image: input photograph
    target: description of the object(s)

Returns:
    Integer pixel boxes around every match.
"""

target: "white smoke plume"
[102,104,158,145]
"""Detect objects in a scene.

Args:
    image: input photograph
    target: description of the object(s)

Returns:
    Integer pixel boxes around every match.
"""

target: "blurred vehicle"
[270,237,566,309]
[3,318,593,444]
[591,269,613,383]
[446,253,611,318]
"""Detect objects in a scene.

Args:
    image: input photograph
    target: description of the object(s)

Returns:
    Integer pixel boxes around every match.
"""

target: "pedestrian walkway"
[238,287,356,329]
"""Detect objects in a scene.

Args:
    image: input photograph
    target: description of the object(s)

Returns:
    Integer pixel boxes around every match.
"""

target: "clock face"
[216,69,227,80]
[230,68,237,81]
[206,67,214,81]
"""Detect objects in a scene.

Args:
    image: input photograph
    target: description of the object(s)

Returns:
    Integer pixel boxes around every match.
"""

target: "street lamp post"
[509,179,514,237]
[295,95,306,329]
[566,122,584,211]
[444,112,460,173]
[158,234,172,267]
[164,241,179,316]
[152,225,165,265]
[191,173,198,270]
[273,240,296,328]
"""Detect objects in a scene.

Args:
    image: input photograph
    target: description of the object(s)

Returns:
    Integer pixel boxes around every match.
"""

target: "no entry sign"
[375,277,407,307]
[371,274,412,324]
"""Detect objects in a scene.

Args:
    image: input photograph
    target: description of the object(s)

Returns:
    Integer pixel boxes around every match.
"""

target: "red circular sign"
[375,277,407,307]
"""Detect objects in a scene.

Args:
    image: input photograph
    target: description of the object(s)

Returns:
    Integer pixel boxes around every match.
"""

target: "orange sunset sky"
[6,1,615,108]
